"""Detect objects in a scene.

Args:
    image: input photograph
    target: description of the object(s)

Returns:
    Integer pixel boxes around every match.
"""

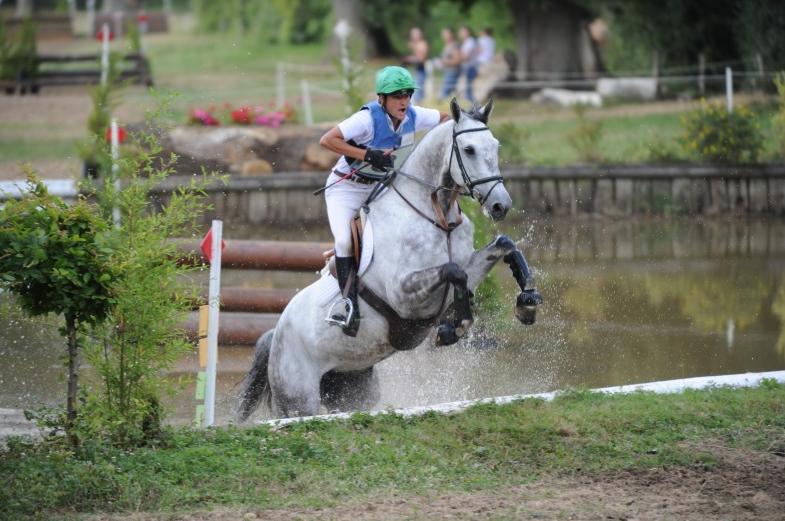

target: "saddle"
[323,212,442,351]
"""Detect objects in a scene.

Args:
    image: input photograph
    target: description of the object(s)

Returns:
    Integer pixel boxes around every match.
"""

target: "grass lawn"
[1,382,782,518]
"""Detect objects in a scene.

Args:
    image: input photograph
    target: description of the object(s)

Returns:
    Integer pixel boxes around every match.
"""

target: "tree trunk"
[508,0,602,88]
[65,314,80,447]
[15,0,33,17]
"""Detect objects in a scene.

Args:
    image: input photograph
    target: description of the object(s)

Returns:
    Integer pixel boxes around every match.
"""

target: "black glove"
[364,149,394,171]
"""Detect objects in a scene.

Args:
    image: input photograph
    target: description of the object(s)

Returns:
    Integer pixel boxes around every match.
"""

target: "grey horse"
[238,98,542,420]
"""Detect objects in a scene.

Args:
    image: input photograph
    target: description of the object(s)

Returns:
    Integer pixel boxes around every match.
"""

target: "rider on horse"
[319,66,450,337]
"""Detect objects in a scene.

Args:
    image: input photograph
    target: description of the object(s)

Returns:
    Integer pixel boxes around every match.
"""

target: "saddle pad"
[315,218,374,308]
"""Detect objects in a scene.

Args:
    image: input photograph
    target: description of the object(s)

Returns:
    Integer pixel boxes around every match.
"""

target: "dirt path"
[85,441,785,521]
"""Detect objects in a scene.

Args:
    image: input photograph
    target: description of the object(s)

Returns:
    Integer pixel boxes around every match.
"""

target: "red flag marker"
[200,228,226,263]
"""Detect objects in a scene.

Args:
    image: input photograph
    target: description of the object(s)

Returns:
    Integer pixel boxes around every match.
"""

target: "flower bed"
[189,102,296,128]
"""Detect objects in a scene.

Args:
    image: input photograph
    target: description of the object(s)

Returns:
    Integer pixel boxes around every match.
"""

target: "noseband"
[449,125,505,205]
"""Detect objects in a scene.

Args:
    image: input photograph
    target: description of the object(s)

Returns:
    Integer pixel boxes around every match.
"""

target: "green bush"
[77,125,215,447]
[567,104,603,163]
[0,175,118,446]
[681,100,764,164]
[0,16,37,82]
[194,0,331,45]
[773,72,785,160]
[493,122,530,166]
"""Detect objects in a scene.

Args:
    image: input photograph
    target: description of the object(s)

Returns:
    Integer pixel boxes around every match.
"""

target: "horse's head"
[447,97,512,221]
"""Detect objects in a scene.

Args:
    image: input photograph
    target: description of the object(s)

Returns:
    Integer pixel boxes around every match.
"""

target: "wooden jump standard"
[177,239,331,345]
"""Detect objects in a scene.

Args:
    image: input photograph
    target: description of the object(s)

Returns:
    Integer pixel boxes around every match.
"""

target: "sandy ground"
[82,441,785,521]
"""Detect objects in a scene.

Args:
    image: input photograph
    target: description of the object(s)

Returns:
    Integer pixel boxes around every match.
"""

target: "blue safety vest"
[346,101,417,172]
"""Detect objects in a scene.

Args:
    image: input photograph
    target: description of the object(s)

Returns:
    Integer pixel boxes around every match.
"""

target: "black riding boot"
[333,256,360,337]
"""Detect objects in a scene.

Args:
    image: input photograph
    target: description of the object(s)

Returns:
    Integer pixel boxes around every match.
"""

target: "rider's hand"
[364,149,394,171]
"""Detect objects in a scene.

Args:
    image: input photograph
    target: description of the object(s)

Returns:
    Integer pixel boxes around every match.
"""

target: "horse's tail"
[237,328,274,422]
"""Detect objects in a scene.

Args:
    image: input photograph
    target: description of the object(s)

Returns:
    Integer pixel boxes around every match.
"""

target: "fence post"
[755,53,765,88]
[698,53,705,96]
[300,80,314,126]
[276,62,285,109]
[425,59,434,101]
[725,67,733,114]
[87,0,96,37]
[100,22,110,85]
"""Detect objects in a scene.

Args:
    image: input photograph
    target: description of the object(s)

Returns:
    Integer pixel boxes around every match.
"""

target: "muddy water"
[2,217,784,424]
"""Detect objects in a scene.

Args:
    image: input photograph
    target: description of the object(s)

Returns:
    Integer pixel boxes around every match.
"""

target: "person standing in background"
[458,25,479,104]
[438,27,462,102]
[477,27,496,72]
[403,27,429,103]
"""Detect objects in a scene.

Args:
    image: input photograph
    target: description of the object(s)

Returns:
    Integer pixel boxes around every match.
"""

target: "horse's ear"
[450,97,462,123]
[478,98,494,124]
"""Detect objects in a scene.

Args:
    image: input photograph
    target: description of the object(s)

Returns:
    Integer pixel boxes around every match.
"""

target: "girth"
[358,283,444,351]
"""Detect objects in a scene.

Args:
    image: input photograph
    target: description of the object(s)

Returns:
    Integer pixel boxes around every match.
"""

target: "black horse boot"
[331,256,360,337]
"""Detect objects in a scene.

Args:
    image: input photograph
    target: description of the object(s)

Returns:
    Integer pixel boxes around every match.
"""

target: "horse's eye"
[464,146,475,155]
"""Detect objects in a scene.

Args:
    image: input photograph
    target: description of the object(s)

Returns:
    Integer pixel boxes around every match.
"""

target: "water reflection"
[2,218,784,423]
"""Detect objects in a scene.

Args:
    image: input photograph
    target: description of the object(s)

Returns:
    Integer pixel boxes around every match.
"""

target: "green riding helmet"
[375,66,418,94]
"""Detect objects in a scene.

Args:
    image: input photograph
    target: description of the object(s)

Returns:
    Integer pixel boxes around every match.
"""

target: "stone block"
[241,160,274,176]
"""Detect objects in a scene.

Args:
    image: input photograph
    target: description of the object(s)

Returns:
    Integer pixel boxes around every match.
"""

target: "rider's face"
[382,90,412,122]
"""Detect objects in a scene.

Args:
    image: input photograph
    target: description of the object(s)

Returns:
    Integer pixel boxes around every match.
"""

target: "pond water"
[2,217,784,425]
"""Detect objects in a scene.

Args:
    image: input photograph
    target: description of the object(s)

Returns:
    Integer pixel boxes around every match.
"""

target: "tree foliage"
[0,179,116,325]
[586,0,785,73]
[0,176,117,444]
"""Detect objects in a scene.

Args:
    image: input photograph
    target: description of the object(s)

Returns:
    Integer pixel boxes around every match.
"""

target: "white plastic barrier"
[0,179,78,200]
[261,370,785,427]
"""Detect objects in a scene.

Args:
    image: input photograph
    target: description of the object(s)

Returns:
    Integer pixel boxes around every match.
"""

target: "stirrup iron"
[325,297,354,327]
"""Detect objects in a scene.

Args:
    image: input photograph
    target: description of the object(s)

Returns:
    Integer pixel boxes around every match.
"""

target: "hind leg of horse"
[267,330,323,418]
[320,367,380,413]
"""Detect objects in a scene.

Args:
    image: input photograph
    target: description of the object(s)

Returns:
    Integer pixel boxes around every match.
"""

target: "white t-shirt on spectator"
[460,37,479,67]
[477,35,496,64]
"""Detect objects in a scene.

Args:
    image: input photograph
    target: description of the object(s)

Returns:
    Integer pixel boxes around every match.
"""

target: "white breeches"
[324,172,375,257]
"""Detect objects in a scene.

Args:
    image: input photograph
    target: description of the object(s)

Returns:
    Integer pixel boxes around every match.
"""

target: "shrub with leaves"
[0,176,117,445]
[681,100,764,164]
[78,54,121,175]
[77,121,218,447]
[1,17,37,84]
[493,122,530,166]
[567,104,603,163]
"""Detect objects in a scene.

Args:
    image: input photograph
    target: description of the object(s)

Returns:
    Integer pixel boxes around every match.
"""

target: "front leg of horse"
[466,235,543,325]
[398,262,473,346]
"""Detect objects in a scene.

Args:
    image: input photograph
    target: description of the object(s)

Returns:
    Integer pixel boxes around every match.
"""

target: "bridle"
[366,120,505,232]
[449,124,505,205]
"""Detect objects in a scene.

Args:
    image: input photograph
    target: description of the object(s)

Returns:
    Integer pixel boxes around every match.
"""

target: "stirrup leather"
[325,297,355,327]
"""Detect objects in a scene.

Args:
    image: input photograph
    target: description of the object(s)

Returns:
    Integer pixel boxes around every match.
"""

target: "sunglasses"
[388,89,414,99]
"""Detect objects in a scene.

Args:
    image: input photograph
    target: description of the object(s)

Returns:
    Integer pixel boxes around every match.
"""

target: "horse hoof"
[436,322,460,346]
[515,290,542,325]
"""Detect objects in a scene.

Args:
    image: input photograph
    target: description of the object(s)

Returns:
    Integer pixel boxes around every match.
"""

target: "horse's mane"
[464,104,489,124]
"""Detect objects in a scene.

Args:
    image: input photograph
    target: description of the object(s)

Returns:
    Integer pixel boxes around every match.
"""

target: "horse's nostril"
[492,203,507,217]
